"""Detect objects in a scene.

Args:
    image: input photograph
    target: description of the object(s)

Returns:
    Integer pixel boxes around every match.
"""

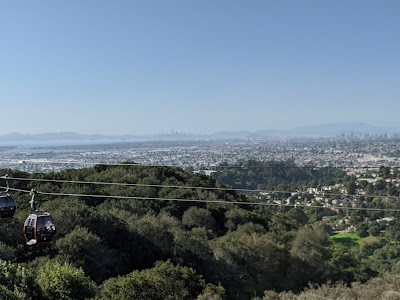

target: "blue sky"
[1,1,399,135]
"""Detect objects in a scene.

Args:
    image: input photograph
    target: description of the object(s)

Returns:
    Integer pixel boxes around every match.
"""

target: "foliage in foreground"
[1,163,400,299]
[0,259,42,300]
[37,260,97,300]
[97,260,225,300]
[257,274,400,300]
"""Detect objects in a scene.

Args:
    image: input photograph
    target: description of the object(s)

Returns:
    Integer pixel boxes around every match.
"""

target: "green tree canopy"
[56,226,119,283]
[0,259,43,300]
[37,260,96,300]
[98,260,224,300]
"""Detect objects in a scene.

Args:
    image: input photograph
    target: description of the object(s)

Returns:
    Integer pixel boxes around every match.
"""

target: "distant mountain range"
[0,123,397,142]
[211,123,392,139]
[0,132,108,141]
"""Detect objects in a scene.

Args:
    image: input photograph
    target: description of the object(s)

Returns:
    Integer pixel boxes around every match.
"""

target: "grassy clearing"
[330,232,378,248]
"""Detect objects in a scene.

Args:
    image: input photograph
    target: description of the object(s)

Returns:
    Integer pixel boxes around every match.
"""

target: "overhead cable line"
[1,186,294,206]
[9,176,294,193]
[3,186,400,213]
[5,176,400,201]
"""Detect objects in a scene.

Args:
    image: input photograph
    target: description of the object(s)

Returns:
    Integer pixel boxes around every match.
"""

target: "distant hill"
[0,123,396,142]
[0,132,205,142]
[211,123,393,139]
[0,132,112,142]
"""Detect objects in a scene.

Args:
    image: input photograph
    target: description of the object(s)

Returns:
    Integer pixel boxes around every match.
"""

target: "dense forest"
[1,163,400,299]
[212,160,346,190]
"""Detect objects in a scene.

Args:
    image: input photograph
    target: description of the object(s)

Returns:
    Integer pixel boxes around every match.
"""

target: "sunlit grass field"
[330,232,378,248]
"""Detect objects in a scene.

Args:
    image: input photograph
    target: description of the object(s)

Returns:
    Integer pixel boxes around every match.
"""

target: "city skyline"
[1,1,399,135]
[1,122,400,143]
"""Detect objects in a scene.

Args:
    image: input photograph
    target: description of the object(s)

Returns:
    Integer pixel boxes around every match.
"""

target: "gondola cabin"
[24,212,56,245]
[0,194,16,218]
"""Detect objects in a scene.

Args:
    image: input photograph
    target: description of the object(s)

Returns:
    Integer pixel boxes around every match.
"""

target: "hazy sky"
[1,1,399,135]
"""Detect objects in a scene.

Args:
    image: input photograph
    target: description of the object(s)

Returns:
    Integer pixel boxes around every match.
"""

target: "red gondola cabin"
[23,212,56,245]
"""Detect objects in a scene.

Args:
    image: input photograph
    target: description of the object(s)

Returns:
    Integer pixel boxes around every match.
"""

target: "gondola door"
[24,214,37,243]
[36,214,56,243]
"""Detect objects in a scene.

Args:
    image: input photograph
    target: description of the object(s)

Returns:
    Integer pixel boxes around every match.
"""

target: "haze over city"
[1,1,399,135]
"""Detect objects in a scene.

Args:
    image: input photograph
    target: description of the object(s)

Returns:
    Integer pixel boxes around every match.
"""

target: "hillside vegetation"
[0,163,400,299]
